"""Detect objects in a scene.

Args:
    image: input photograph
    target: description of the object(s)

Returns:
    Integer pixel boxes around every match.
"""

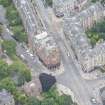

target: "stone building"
[53,0,88,17]
[81,43,105,72]
[63,2,105,72]
[76,2,105,30]
[0,89,15,105]
[22,78,42,97]
[33,32,60,69]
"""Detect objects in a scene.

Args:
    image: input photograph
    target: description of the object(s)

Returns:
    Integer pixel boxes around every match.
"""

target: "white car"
[91,97,97,104]
[30,53,33,57]
[20,54,25,59]
[26,50,29,53]
[67,52,70,57]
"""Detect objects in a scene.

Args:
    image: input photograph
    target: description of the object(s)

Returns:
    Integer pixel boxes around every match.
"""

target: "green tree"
[0,0,27,43]
[45,0,52,7]
[2,40,16,57]
[0,0,12,7]
[91,0,98,3]
[0,60,9,80]
[101,0,105,5]
[12,25,27,43]
[0,76,30,105]
[0,24,3,35]
[42,87,76,105]
[27,97,41,105]
[0,77,16,93]
[16,93,28,105]
[8,61,31,86]
[6,5,22,26]
[41,98,58,105]
[58,95,74,105]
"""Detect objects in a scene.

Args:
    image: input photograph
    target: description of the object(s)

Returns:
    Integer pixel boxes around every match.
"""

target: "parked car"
[90,97,97,104]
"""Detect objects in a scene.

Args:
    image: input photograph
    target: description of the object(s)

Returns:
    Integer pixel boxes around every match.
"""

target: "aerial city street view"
[1,0,105,105]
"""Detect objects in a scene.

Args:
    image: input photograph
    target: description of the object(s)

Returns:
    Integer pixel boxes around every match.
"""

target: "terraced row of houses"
[53,0,88,17]
[63,2,105,72]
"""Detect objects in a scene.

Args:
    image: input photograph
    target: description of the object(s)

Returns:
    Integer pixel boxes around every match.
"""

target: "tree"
[2,40,16,57]
[6,5,22,26]
[45,0,52,7]
[27,97,41,105]
[0,77,16,93]
[16,93,29,105]
[12,25,28,43]
[87,19,105,45]
[58,95,74,105]
[91,0,105,4]
[41,98,58,105]
[0,24,3,35]
[0,0,27,43]
[8,61,31,86]
[91,0,98,3]
[0,0,12,7]
[0,60,9,80]
[101,0,105,5]
[42,86,76,105]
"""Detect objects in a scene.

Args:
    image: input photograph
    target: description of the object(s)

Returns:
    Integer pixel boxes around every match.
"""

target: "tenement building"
[63,2,105,72]
[13,0,61,70]
[33,32,60,70]
[53,0,88,17]
[76,2,105,30]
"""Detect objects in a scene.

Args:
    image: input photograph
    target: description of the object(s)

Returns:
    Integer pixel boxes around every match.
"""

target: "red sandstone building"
[33,32,60,70]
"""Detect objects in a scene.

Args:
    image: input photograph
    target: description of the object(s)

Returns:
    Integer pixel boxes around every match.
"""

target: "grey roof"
[34,32,57,53]
[0,89,14,105]
[76,2,105,22]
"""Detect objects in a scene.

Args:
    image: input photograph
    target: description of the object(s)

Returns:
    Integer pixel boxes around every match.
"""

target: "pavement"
[0,5,7,24]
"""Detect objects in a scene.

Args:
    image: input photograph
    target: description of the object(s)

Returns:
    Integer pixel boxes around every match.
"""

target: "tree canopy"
[0,0,12,7]
[45,0,53,7]
[0,0,28,43]
[0,60,9,80]
[42,87,76,105]
[2,40,16,58]
[8,61,31,86]
[87,20,105,46]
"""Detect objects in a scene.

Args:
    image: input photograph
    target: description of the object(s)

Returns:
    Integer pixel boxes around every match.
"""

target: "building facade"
[53,0,88,17]
[33,32,60,70]
[81,43,105,72]
[13,0,61,70]
[63,2,105,72]
[76,2,105,30]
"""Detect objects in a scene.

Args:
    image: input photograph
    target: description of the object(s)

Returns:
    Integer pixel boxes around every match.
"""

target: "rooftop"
[76,2,105,21]
[34,32,57,52]
[34,32,60,68]
[0,89,14,105]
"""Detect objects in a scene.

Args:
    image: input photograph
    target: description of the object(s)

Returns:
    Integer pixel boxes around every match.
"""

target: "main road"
[50,26,94,105]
